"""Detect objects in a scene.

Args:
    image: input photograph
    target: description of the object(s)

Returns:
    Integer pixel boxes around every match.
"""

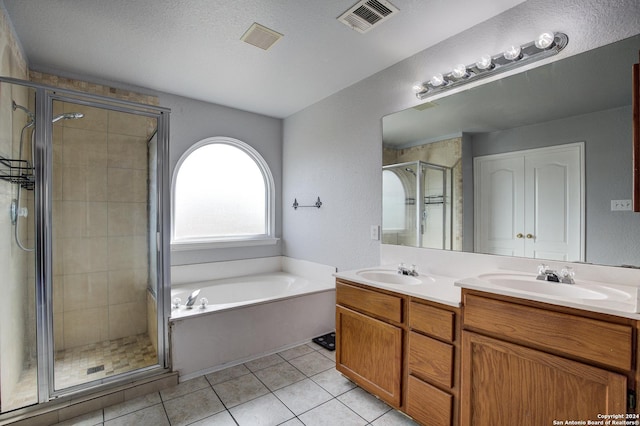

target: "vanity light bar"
[413,32,568,100]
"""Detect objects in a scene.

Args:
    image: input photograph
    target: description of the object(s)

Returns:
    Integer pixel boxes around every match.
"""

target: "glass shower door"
[50,98,159,392]
[0,81,38,412]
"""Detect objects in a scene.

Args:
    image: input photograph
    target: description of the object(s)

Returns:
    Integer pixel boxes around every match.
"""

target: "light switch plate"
[370,225,380,240]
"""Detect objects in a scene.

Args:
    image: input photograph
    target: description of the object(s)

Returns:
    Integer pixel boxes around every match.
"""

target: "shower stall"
[382,161,453,249]
[0,77,170,413]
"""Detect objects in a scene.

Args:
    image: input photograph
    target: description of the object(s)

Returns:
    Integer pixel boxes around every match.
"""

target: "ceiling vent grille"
[338,0,398,34]
[241,23,283,50]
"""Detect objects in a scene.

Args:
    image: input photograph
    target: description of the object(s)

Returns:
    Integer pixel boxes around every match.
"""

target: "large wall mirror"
[382,33,640,268]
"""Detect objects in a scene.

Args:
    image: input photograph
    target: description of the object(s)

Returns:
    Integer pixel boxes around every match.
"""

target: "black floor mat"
[312,332,335,351]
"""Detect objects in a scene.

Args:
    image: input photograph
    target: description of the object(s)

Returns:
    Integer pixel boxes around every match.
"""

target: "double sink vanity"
[334,261,639,425]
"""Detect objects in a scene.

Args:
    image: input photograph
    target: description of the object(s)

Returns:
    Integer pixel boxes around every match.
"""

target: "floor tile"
[278,344,316,361]
[213,373,270,408]
[254,361,306,391]
[163,387,225,426]
[317,349,336,362]
[298,399,367,426]
[104,404,169,426]
[244,354,285,372]
[337,387,391,422]
[229,393,295,426]
[288,352,335,377]
[371,409,420,425]
[54,410,104,426]
[280,419,305,426]
[310,368,356,396]
[205,364,251,385]
[274,378,333,415]
[188,409,238,425]
[104,391,161,420]
[159,375,209,401]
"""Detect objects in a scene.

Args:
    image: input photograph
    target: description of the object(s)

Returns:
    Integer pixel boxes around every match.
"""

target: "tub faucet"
[185,289,201,309]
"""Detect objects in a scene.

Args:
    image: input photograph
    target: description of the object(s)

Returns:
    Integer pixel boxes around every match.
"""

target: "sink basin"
[357,269,422,285]
[476,273,632,302]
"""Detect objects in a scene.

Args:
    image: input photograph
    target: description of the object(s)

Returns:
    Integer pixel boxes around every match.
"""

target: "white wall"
[159,93,283,265]
[282,0,640,272]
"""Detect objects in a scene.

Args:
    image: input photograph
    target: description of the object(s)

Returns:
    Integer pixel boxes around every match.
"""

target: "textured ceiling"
[2,0,525,118]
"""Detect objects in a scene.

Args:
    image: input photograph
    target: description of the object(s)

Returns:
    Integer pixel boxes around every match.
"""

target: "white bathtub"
[169,258,336,380]
[170,272,324,318]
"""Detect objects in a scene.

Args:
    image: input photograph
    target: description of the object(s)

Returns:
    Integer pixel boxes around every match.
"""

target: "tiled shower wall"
[0,5,32,408]
[47,103,154,351]
[28,72,159,352]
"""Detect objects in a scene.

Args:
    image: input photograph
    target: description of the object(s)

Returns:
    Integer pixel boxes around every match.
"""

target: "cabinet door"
[336,306,403,407]
[461,332,627,426]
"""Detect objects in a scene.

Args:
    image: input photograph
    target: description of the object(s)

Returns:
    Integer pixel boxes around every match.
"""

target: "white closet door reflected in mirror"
[474,143,584,261]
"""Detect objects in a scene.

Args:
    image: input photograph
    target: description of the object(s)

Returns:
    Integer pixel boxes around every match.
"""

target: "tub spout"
[186,289,201,309]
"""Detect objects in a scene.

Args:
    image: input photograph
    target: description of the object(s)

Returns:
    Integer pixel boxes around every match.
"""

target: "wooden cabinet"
[336,279,460,424]
[406,300,460,426]
[335,280,404,407]
[336,281,636,425]
[461,289,634,425]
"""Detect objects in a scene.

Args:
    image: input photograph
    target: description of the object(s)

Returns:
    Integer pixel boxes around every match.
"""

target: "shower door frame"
[382,160,453,249]
[0,77,172,404]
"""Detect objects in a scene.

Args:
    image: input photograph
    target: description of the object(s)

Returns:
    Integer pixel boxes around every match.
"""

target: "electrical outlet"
[370,225,380,240]
[611,199,632,211]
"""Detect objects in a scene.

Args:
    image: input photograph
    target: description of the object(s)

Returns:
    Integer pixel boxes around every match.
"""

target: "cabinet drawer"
[336,281,403,323]
[406,375,452,426]
[408,331,453,388]
[410,301,455,341]
[463,293,633,370]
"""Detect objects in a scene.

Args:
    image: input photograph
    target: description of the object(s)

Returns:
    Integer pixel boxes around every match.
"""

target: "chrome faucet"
[536,264,575,284]
[185,289,201,309]
[397,263,418,276]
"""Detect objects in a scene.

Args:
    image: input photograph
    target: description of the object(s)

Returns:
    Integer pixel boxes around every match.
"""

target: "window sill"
[170,237,280,251]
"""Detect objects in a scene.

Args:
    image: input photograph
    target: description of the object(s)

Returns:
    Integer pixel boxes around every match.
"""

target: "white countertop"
[334,267,461,308]
[335,265,640,319]
[455,274,640,319]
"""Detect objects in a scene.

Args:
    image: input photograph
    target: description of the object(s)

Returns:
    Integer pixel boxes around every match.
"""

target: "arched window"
[172,137,276,249]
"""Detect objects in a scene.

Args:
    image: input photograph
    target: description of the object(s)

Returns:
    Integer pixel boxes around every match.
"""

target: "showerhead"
[12,100,35,127]
[405,167,416,176]
[52,112,84,123]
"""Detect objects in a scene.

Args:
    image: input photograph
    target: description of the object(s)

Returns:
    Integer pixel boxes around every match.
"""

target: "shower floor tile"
[2,334,157,413]
[54,333,158,389]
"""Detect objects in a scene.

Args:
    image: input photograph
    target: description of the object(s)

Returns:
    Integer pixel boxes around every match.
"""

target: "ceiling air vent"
[241,23,283,50]
[338,0,398,34]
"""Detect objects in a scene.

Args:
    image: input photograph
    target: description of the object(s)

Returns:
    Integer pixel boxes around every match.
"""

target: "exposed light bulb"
[504,45,522,61]
[475,54,493,70]
[412,81,426,93]
[429,73,446,87]
[535,32,555,49]
[451,64,469,79]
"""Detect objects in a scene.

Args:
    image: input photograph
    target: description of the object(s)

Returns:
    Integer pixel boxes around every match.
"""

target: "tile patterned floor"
[54,333,158,389]
[2,334,157,413]
[52,342,419,426]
